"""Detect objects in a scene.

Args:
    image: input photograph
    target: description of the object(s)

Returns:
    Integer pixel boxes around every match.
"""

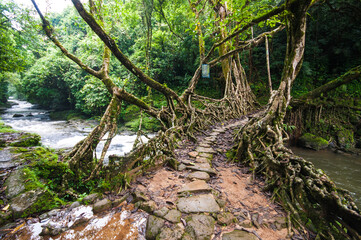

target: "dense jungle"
[0,0,361,239]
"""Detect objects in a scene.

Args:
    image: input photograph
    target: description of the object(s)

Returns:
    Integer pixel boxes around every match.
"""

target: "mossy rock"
[299,133,329,150]
[0,122,18,133]
[10,189,62,218]
[10,133,41,147]
[4,168,26,199]
[336,127,354,149]
[146,215,165,240]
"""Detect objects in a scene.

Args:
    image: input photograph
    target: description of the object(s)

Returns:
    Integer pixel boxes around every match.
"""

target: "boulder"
[164,209,182,223]
[298,133,328,150]
[139,200,157,213]
[68,201,81,211]
[336,127,355,149]
[12,114,24,118]
[82,193,100,204]
[10,133,40,147]
[146,215,165,240]
[5,168,25,199]
[93,198,112,213]
[185,214,215,240]
[217,212,235,225]
[10,189,45,218]
[177,194,220,213]
[154,206,169,218]
[157,225,184,240]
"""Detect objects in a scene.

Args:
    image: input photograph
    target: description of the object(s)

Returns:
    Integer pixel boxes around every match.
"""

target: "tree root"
[234,113,361,239]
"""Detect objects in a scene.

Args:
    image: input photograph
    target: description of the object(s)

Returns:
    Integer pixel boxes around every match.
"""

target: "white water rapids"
[1,97,153,161]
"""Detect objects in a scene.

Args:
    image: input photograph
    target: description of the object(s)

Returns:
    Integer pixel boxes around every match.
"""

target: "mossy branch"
[297,65,361,101]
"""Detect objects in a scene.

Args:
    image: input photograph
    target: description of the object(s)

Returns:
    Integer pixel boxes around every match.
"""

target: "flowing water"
[1,98,151,239]
[292,147,361,208]
[1,98,152,161]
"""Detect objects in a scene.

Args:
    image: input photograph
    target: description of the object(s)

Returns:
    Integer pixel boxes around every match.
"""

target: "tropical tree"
[31,0,361,238]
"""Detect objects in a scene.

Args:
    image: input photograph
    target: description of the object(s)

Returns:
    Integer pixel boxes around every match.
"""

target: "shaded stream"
[292,147,361,208]
[1,98,152,161]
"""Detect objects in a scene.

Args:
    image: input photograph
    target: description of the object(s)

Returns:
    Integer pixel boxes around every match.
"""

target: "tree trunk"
[233,0,361,238]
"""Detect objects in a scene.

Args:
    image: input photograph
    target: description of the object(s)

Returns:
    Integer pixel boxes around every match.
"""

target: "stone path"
[133,117,294,240]
[2,116,298,239]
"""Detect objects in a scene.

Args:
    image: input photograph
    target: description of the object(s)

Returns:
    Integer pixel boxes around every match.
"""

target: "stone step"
[204,137,216,142]
[186,163,216,175]
[188,151,198,158]
[177,193,220,213]
[187,171,210,181]
[198,152,213,159]
[195,146,216,154]
[178,180,211,193]
[195,156,209,163]
[222,229,258,240]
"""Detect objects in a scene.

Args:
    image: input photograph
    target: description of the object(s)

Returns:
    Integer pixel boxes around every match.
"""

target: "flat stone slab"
[212,128,226,133]
[195,147,216,154]
[186,163,216,175]
[187,171,210,181]
[0,149,16,169]
[177,194,220,213]
[198,143,211,148]
[222,230,258,240]
[208,132,219,136]
[5,168,25,199]
[178,180,211,193]
[195,157,209,163]
[163,209,181,223]
[180,159,196,165]
[185,214,215,240]
[204,137,216,142]
[188,151,198,158]
[178,164,187,171]
[198,152,213,159]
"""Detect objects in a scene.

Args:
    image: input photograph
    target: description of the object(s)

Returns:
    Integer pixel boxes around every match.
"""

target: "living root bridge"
[233,109,361,239]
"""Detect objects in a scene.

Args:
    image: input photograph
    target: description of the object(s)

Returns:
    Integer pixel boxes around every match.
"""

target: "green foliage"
[0,1,39,103]
[75,76,111,115]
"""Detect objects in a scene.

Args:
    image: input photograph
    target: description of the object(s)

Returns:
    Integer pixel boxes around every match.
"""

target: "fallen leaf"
[2,204,10,211]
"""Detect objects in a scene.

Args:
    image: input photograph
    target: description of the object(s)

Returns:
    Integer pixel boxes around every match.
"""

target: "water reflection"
[292,146,361,208]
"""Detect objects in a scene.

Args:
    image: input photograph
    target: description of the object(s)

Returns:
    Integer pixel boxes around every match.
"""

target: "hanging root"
[65,94,122,177]
[234,112,361,239]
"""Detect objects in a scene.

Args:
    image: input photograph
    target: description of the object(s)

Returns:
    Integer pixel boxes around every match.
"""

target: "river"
[292,147,361,208]
[0,98,151,161]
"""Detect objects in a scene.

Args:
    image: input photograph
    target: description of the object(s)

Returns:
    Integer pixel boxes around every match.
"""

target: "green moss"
[336,127,354,149]
[0,121,18,133]
[20,190,64,218]
[226,149,236,160]
[11,146,58,163]
[299,133,329,150]
[10,133,41,147]
[124,116,161,132]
